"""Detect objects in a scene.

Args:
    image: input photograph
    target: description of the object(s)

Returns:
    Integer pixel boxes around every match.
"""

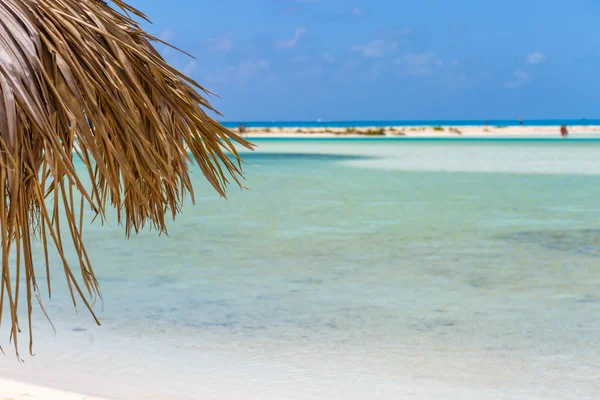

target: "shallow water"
[1,140,600,399]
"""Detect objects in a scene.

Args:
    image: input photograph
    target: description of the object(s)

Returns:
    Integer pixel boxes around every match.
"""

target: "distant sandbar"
[236,125,600,138]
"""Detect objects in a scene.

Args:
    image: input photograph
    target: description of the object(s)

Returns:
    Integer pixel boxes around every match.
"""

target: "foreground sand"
[0,379,105,400]
[238,125,600,138]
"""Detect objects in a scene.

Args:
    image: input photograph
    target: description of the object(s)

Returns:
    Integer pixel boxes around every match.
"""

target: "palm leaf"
[0,0,252,358]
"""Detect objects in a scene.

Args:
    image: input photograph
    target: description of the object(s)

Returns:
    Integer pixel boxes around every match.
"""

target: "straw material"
[0,0,251,358]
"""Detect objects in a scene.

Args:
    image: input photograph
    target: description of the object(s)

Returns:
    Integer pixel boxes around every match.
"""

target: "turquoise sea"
[1,139,600,399]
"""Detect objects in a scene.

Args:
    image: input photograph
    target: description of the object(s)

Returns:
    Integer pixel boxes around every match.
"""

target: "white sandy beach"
[239,125,600,138]
[0,379,105,400]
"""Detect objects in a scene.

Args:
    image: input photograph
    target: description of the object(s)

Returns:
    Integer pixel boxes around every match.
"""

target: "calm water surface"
[1,140,600,399]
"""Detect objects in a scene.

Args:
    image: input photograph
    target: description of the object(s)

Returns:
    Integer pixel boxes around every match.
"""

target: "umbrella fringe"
[0,0,252,356]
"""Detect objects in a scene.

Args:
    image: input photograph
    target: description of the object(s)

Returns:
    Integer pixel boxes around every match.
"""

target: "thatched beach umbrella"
[0,0,251,357]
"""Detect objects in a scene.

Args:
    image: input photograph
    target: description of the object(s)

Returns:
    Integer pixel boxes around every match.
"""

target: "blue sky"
[128,0,600,121]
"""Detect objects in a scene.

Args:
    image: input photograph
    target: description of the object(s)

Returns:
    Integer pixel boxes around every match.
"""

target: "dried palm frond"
[0,0,252,358]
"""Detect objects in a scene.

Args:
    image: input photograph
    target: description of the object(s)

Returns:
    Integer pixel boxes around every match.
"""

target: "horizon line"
[218,118,598,123]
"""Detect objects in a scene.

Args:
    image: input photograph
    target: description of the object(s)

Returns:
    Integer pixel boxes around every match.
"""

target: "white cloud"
[158,30,175,42]
[506,69,530,88]
[157,30,176,58]
[351,40,398,58]
[322,52,335,64]
[237,59,270,79]
[276,27,307,50]
[331,58,361,83]
[391,27,412,37]
[181,60,196,76]
[297,65,324,79]
[291,54,309,63]
[368,60,386,81]
[527,51,546,65]
[204,34,233,53]
[351,7,366,17]
[205,59,272,84]
[395,52,442,76]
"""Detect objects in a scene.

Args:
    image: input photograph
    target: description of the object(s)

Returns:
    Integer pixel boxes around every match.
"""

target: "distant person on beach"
[519,118,524,125]
[560,125,568,137]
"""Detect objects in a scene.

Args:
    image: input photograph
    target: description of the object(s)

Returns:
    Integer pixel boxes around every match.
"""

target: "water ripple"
[501,229,600,257]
